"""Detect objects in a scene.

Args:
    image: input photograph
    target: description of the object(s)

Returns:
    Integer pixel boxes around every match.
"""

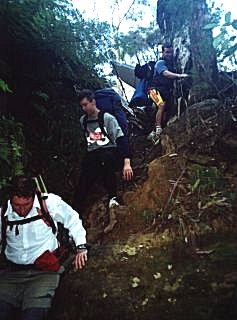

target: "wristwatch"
[76,244,87,252]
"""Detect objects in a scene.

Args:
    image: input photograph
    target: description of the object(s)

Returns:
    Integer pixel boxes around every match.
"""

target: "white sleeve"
[46,194,87,246]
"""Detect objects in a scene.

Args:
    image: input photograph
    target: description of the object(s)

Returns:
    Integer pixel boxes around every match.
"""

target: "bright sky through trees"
[72,0,237,28]
[72,0,157,31]
[211,0,237,19]
[72,0,236,70]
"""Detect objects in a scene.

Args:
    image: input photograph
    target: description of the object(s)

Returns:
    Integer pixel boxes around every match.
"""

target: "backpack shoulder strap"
[1,201,8,254]
[36,192,57,234]
[83,111,114,144]
[97,111,106,136]
[82,114,88,133]
[98,111,114,144]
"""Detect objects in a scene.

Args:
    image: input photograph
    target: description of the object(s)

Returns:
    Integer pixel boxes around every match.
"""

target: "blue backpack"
[83,88,129,138]
[129,61,156,108]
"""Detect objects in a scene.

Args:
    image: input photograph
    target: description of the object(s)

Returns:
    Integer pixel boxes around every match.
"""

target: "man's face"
[162,47,173,61]
[80,97,96,115]
[11,196,34,217]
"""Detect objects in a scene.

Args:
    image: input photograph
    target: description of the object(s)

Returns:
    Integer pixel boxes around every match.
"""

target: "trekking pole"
[111,61,130,104]
[33,175,57,234]
[135,53,140,65]
[39,175,47,196]
[33,175,48,199]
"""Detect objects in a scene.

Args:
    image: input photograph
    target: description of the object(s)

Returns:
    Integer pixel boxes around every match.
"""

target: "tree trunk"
[156,0,219,102]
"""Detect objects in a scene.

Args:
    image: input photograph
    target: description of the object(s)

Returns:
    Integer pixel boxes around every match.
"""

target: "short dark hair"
[77,89,95,103]
[162,43,173,52]
[9,175,36,200]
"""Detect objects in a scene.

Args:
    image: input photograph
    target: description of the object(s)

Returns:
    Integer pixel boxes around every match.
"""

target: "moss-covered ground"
[51,232,237,320]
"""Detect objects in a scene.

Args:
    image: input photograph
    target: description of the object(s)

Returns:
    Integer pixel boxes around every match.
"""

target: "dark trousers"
[0,300,48,320]
[73,148,122,215]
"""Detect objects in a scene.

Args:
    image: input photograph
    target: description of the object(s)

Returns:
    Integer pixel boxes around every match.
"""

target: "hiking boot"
[109,197,120,208]
[147,130,156,141]
[147,126,162,144]
[153,126,162,144]
[152,134,161,145]
[155,125,163,135]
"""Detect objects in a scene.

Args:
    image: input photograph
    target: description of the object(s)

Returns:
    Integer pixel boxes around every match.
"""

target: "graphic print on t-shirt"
[87,126,110,146]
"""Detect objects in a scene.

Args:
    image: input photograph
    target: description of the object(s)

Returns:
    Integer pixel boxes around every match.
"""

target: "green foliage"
[0,0,110,193]
[141,208,156,225]
[224,11,231,25]
[0,116,25,200]
[232,19,237,30]
[210,10,237,69]
[116,25,161,62]
[157,0,191,36]
[189,164,224,195]
[0,0,111,80]
[0,78,12,93]
[73,17,113,69]
[82,0,159,64]
[203,22,219,30]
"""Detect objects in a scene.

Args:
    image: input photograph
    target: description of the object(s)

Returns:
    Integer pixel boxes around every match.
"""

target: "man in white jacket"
[0,175,87,320]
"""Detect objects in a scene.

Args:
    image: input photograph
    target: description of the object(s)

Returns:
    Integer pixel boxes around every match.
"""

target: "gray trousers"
[0,267,62,310]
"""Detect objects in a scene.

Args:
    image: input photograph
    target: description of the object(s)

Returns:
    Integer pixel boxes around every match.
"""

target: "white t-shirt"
[81,112,124,152]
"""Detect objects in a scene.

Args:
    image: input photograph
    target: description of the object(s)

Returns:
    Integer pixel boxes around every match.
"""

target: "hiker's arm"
[106,116,133,180]
[155,60,189,79]
[47,194,87,246]
[162,70,189,79]
[73,249,87,270]
[0,209,2,243]
[116,136,133,180]
[122,157,133,181]
[116,135,129,158]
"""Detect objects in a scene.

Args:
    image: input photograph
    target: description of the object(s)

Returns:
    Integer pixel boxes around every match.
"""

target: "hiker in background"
[72,89,133,217]
[0,175,87,320]
[147,43,189,144]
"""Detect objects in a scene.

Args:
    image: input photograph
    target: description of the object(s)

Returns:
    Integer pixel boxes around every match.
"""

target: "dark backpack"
[83,88,129,138]
[129,61,156,108]
[134,61,156,81]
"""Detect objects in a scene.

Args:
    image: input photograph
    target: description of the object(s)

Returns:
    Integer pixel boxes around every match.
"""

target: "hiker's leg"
[22,271,60,320]
[160,91,172,128]
[100,150,120,233]
[0,300,18,320]
[72,152,99,214]
[21,307,49,320]
[99,149,117,199]
[155,102,165,128]
[73,169,94,214]
[147,89,165,145]
[0,269,24,318]
[104,170,117,199]
[148,89,164,128]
